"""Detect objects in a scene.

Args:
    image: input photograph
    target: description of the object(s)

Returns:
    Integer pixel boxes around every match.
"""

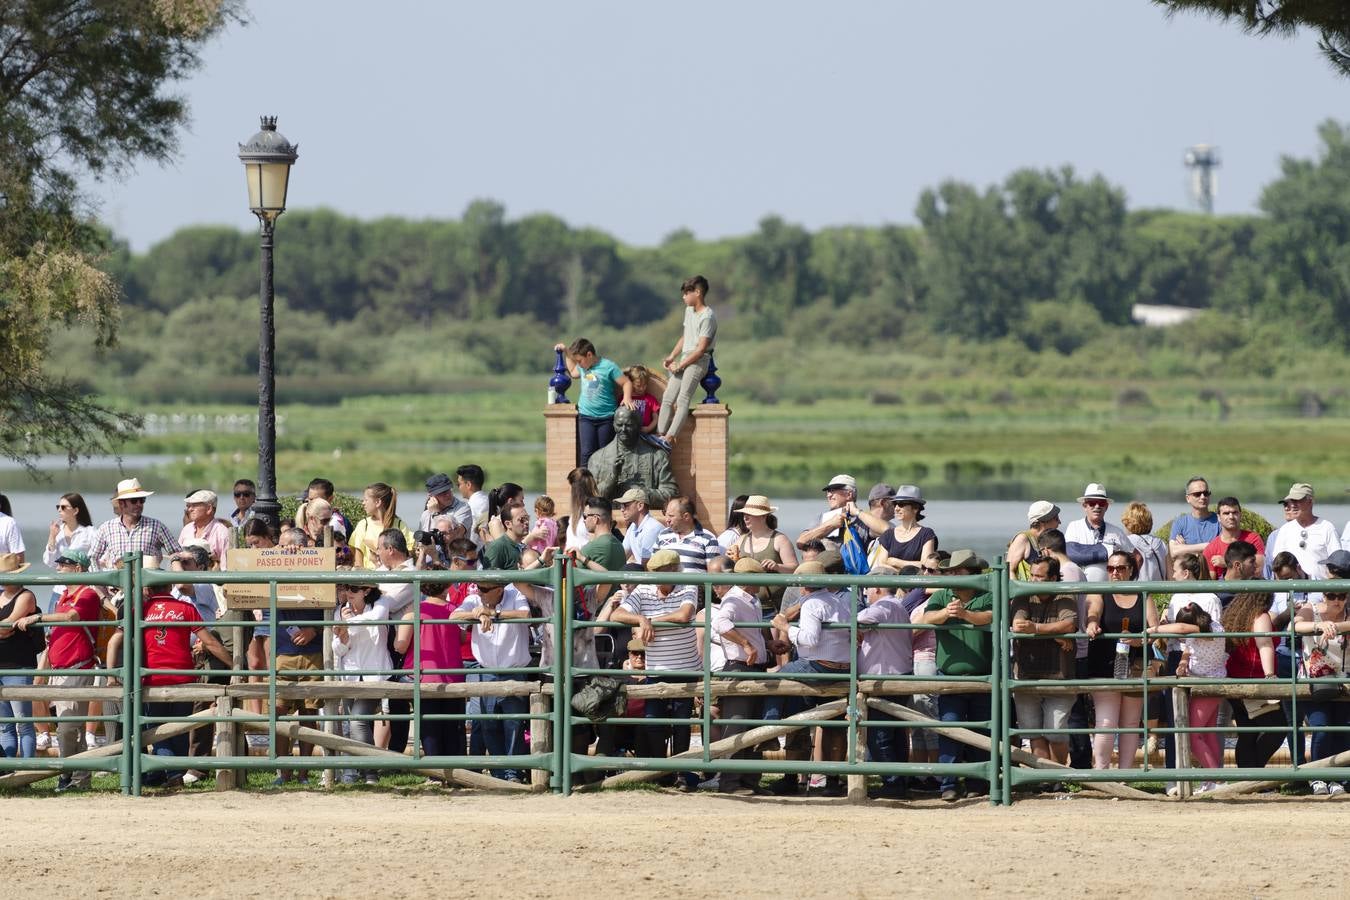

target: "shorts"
[1013,691,1074,744]
[275,653,324,712]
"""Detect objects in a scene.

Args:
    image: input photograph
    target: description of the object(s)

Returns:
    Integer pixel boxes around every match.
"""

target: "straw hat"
[111,478,154,500]
[740,495,777,517]
[0,553,30,575]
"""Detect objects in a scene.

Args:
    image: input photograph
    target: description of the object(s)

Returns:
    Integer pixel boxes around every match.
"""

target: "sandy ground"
[8,789,1344,897]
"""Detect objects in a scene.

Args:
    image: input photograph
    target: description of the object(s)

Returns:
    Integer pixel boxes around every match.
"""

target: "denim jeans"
[640,674,697,789]
[142,700,193,784]
[0,674,35,758]
[477,672,526,781]
[577,414,616,468]
[1301,700,1350,764]
[936,692,991,793]
[866,707,910,792]
[464,662,485,757]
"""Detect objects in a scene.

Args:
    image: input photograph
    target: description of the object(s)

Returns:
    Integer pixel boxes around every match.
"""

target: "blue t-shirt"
[1169,512,1219,546]
[577,357,622,418]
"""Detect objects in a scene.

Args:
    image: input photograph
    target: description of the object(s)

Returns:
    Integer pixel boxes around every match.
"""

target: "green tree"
[0,0,237,468]
[1155,1,1350,77]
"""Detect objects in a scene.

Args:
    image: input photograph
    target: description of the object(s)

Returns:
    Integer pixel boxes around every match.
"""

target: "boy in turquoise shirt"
[555,337,633,466]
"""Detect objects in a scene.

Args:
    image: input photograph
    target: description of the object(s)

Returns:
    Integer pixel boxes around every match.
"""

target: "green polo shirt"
[924,589,994,676]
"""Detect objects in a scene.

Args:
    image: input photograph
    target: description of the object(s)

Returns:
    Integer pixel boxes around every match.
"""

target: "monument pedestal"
[543,403,731,530]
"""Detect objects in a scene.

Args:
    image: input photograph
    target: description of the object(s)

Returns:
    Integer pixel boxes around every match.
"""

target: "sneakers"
[940,788,960,802]
[35,732,52,752]
[769,777,801,796]
[1330,782,1346,796]
[181,771,204,786]
[1312,780,1330,795]
[808,774,826,790]
[1195,781,1219,794]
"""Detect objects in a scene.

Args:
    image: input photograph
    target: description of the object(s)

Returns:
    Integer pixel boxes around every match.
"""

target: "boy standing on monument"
[657,275,716,448]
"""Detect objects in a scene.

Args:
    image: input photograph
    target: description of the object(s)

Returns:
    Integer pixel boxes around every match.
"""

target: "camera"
[414,529,445,549]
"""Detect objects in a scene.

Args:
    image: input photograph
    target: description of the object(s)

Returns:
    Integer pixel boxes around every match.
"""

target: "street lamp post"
[238,116,298,531]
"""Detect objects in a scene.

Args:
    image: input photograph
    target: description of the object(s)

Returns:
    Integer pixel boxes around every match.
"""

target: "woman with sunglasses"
[1085,550,1159,770]
[878,486,938,571]
[42,494,94,601]
[1291,589,1350,793]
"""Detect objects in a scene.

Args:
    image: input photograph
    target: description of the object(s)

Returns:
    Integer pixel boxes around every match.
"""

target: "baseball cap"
[55,548,91,569]
[822,474,856,493]
[1027,500,1060,525]
[867,483,895,503]
[184,489,217,506]
[1282,483,1314,502]
[613,487,647,506]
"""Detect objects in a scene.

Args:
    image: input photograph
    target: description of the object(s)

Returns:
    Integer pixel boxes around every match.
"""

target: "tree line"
[81,118,1350,397]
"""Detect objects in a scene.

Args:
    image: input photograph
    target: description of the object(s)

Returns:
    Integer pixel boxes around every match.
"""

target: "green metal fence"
[1,556,1346,801]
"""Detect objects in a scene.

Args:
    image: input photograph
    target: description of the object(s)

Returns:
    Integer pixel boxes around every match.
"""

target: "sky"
[95,0,1348,251]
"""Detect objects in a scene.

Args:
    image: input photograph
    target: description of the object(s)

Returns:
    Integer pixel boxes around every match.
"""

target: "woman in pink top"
[394,570,466,765]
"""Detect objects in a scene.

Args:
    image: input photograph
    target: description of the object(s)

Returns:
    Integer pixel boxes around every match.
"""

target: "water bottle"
[1113,616,1131,680]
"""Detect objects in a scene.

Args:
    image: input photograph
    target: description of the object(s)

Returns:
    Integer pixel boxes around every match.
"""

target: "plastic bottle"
[1113,616,1131,680]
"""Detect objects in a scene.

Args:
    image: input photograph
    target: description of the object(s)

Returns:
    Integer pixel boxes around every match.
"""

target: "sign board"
[222,546,337,609]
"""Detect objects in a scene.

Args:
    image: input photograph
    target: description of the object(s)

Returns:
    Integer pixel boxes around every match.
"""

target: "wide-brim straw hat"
[0,553,30,575]
[111,477,154,500]
[740,495,777,517]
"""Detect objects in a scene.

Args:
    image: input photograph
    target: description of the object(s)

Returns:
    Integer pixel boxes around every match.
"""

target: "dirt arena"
[7,789,1343,897]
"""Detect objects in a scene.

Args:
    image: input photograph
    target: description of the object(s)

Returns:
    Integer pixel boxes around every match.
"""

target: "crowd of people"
[1,468,1349,800]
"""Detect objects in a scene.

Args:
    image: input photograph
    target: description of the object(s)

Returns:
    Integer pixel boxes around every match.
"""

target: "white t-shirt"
[1163,592,1224,655]
[458,586,532,669]
[0,513,24,555]
[1185,623,1228,678]
[1063,517,1132,582]
[1268,517,1341,580]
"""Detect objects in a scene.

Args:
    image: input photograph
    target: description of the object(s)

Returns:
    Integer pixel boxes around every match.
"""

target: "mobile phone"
[285,625,302,640]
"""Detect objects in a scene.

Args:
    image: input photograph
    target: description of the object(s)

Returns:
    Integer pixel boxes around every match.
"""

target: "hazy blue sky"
[97,1,1347,250]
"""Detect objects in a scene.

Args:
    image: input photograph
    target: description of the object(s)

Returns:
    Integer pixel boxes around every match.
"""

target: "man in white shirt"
[457,464,490,538]
[618,487,664,564]
[857,566,914,799]
[794,474,890,552]
[1266,483,1341,579]
[1063,483,1134,582]
[374,528,419,618]
[710,557,770,795]
[609,549,701,791]
[451,579,532,783]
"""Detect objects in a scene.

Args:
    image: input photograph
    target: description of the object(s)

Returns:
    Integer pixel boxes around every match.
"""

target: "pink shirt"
[178,518,231,568]
[403,599,465,683]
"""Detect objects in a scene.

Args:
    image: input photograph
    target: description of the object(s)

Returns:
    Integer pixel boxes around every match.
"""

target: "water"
[6,486,1347,577]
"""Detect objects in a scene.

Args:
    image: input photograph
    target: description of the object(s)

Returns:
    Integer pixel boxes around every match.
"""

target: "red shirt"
[48,586,102,670]
[1203,531,1266,577]
[141,593,204,686]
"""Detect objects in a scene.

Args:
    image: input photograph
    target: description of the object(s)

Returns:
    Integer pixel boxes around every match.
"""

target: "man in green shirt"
[483,507,530,571]
[572,498,627,602]
[921,549,994,801]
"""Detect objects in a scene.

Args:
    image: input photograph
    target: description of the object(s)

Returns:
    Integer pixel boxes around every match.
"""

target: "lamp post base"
[251,497,282,533]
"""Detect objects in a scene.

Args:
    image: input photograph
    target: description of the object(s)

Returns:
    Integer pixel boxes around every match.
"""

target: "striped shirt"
[653,526,720,573]
[619,584,700,672]
[89,516,181,570]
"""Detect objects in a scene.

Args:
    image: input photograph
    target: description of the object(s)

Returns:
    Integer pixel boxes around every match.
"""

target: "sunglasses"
[1283,500,1304,508]
[123,498,145,504]
[1300,529,1308,550]
[234,491,254,498]
[1188,490,1211,498]
[921,567,940,575]
[452,555,478,565]
[1084,500,1108,509]
[1326,593,1348,601]
[56,503,73,510]
[1106,564,1131,574]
